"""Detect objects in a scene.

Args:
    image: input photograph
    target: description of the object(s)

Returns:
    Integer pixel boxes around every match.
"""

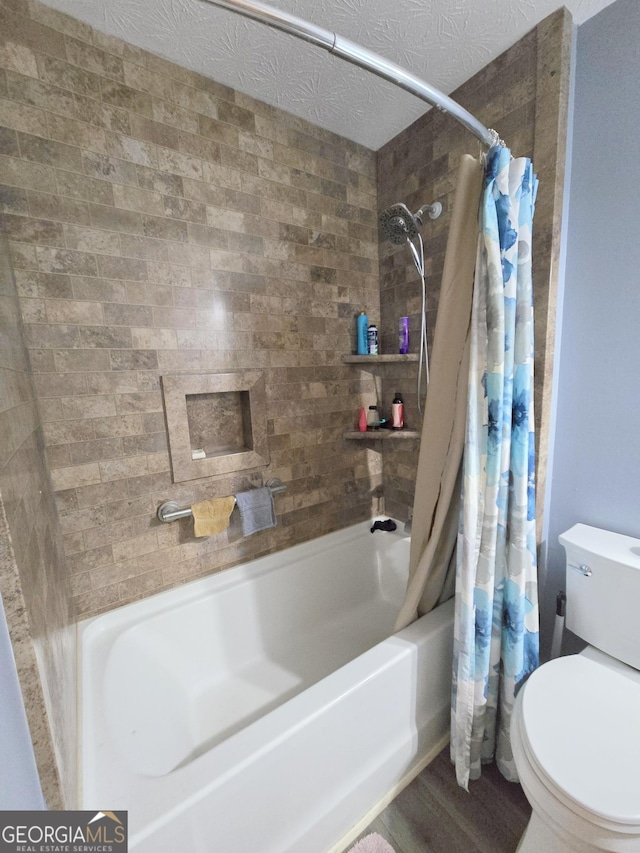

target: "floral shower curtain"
[451,146,539,789]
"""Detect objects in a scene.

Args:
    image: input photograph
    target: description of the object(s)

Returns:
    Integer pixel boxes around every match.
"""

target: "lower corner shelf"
[344,430,420,441]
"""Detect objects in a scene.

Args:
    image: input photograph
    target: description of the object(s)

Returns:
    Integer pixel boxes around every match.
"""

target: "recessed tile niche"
[161,372,269,483]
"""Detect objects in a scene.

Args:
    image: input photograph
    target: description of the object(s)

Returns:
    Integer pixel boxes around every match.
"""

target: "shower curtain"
[451,145,539,789]
[394,155,483,632]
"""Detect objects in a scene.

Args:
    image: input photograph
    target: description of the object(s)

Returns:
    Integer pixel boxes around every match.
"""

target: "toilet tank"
[559,523,640,670]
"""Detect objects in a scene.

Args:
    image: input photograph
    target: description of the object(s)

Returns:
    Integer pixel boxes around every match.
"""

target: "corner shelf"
[342,354,419,364]
[344,430,420,441]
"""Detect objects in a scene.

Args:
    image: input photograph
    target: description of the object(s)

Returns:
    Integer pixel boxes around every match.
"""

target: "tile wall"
[0,0,381,622]
[0,232,73,807]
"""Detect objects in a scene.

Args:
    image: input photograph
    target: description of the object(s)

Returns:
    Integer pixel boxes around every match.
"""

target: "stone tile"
[105,131,157,168]
[36,246,97,276]
[55,170,114,206]
[82,151,137,187]
[66,542,113,573]
[74,478,129,509]
[53,348,110,374]
[197,114,238,148]
[129,113,178,150]
[50,462,101,491]
[112,183,163,216]
[98,455,149,483]
[1,212,65,246]
[45,297,103,324]
[177,130,220,164]
[0,96,47,137]
[17,131,81,170]
[0,41,38,77]
[0,155,56,193]
[60,394,116,419]
[24,321,79,349]
[64,36,125,81]
[0,3,61,52]
[42,418,95,445]
[85,371,140,395]
[5,69,74,118]
[27,0,92,42]
[170,82,218,120]
[73,94,130,135]
[88,202,140,233]
[162,194,207,224]
[130,327,177,350]
[36,54,101,98]
[108,349,158,372]
[100,79,153,117]
[151,97,199,134]
[114,390,163,414]
[27,190,89,225]
[77,325,132,349]
[136,165,183,198]
[64,232,119,266]
[91,414,144,439]
[46,114,107,154]
[96,254,147,281]
[72,275,127,304]
[102,302,152,327]
[123,281,172,306]
[157,146,202,181]
[111,529,157,562]
[187,222,227,250]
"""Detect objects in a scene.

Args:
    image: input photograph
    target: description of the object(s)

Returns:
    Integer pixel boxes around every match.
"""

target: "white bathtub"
[79,519,454,853]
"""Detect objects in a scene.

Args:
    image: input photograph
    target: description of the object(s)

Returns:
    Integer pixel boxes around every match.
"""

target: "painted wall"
[542,0,640,651]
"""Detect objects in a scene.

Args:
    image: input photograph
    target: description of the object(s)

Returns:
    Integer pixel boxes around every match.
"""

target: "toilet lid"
[520,655,640,826]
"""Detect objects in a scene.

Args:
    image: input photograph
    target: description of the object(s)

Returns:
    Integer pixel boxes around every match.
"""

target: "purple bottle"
[399,317,409,354]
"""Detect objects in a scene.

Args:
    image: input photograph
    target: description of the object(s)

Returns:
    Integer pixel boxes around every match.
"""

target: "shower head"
[379,201,442,244]
[379,203,418,244]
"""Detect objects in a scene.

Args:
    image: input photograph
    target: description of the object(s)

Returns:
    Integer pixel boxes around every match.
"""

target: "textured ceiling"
[41,0,616,150]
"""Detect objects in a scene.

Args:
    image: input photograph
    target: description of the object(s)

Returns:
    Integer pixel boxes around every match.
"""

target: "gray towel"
[234,486,277,537]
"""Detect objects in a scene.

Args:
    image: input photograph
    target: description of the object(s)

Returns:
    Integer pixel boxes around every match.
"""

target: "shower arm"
[200,0,498,149]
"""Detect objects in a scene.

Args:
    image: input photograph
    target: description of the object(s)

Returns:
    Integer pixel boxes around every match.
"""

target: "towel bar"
[156,478,286,523]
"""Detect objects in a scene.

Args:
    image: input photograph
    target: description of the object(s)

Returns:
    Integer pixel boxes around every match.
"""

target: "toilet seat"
[518,654,640,828]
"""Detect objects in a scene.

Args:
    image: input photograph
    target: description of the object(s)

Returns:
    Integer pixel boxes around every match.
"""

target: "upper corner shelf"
[341,354,419,364]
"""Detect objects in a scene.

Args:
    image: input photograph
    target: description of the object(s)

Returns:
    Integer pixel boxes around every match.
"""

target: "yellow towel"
[191,496,236,537]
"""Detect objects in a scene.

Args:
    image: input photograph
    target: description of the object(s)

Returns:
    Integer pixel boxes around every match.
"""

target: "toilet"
[511,523,640,853]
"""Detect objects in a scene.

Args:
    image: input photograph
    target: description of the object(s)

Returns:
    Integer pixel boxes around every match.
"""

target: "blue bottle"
[357,312,368,355]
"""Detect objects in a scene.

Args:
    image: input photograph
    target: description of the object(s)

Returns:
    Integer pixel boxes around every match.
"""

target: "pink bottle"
[391,392,404,429]
[358,407,368,432]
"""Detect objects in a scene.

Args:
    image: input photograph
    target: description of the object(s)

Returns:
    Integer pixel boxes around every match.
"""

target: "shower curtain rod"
[199,0,497,148]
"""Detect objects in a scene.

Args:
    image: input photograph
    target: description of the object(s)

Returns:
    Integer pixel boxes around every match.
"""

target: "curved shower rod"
[199,0,497,148]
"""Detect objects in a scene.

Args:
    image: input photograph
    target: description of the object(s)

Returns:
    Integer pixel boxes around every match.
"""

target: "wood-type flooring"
[352,746,531,853]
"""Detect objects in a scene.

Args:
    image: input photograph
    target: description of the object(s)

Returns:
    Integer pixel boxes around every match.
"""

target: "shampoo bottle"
[399,316,409,354]
[391,392,404,429]
[358,406,368,432]
[357,312,368,355]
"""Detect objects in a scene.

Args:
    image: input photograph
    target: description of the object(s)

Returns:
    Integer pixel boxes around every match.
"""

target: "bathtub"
[79,519,454,853]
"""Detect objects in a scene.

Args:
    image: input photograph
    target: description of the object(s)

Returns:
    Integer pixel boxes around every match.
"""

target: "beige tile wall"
[0,0,382,620]
[377,10,572,526]
[0,232,73,808]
